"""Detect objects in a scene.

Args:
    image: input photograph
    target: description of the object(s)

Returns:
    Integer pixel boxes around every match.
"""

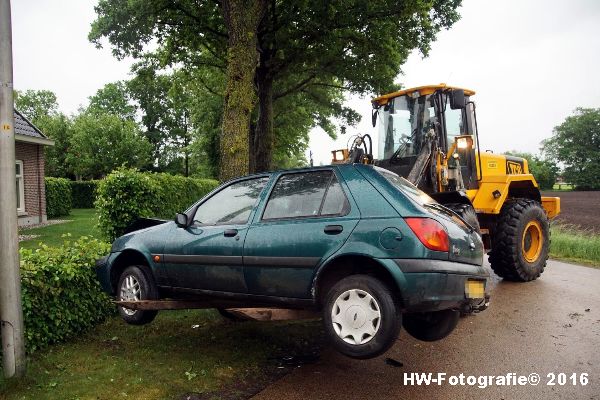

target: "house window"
[16,160,24,213]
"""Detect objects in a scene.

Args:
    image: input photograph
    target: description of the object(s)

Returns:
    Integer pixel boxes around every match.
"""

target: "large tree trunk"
[253,68,274,172]
[219,0,266,182]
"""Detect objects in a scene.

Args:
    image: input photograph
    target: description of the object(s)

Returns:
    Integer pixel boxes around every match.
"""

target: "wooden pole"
[0,0,26,378]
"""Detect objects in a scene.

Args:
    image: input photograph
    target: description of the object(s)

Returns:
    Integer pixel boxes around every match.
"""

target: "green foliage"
[45,177,72,218]
[71,180,100,208]
[67,112,152,178]
[14,89,59,122]
[90,0,463,176]
[504,151,559,190]
[543,108,600,190]
[87,81,136,121]
[550,225,600,266]
[96,168,219,240]
[19,236,113,353]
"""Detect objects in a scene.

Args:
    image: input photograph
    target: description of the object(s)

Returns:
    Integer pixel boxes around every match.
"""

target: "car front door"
[163,176,270,293]
[243,169,360,298]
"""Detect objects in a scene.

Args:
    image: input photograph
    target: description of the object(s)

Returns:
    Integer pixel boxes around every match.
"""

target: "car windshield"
[375,166,435,206]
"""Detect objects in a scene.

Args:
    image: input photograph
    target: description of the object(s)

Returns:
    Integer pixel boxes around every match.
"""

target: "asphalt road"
[253,260,600,400]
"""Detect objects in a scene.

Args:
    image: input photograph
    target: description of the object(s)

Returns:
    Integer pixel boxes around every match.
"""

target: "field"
[542,191,600,233]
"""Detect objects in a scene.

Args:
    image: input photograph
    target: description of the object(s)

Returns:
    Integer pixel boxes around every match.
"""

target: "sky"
[10,0,600,165]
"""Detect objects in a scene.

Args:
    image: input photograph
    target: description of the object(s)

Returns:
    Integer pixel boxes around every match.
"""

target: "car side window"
[193,177,269,225]
[321,176,350,216]
[263,170,349,220]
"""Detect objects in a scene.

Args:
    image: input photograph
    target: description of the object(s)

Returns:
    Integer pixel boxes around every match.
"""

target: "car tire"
[403,309,460,342]
[489,199,549,281]
[322,274,401,359]
[117,265,159,325]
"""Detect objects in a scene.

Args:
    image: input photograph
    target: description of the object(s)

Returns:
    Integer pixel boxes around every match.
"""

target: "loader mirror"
[449,89,466,109]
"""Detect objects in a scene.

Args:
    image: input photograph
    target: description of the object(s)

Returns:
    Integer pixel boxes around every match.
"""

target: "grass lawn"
[19,209,100,250]
[0,310,322,400]
[550,224,600,268]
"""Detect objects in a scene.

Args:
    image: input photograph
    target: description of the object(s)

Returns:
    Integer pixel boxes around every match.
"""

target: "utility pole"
[0,0,26,378]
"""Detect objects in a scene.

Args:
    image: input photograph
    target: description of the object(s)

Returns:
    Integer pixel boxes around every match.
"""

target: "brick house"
[14,109,54,226]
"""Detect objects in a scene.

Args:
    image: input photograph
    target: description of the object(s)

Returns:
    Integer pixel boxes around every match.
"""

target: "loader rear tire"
[489,199,549,282]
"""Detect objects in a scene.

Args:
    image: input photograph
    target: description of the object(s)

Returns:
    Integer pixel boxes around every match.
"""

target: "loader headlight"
[456,136,473,149]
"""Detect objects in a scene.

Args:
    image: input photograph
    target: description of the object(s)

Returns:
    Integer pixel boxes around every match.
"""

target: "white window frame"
[16,160,25,213]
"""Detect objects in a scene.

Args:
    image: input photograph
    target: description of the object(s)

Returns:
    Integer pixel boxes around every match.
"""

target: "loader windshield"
[376,94,436,161]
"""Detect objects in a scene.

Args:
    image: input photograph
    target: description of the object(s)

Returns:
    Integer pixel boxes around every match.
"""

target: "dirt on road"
[543,191,600,233]
[253,261,600,400]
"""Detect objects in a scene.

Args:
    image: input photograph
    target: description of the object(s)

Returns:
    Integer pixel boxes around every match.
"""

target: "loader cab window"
[442,93,468,141]
[378,95,419,159]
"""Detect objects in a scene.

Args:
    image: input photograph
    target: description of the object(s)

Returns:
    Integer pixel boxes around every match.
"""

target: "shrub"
[71,180,100,208]
[45,177,72,218]
[20,236,113,353]
[96,168,219,241]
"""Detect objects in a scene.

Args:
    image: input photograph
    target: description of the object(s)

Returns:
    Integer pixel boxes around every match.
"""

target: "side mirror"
[449,89,466,110]
[175,213,188,227]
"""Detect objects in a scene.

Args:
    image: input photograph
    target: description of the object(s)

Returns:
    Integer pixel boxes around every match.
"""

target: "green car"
[96,164,488,359]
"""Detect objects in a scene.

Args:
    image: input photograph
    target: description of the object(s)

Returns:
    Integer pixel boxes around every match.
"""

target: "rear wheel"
[322,275,401,359]
[403,310,460,342]
[117,265,158,325]
[489,199,549,281]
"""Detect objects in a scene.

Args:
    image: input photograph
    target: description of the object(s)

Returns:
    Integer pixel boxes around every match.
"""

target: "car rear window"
[375,166,435,206]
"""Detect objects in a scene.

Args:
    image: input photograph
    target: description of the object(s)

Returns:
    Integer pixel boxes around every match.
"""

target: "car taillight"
[405,217,449,252]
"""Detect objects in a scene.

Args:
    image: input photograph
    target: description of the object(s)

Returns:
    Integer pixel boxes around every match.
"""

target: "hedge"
[45,177,72,218]
[96,168,219,241]
[71,180,100,208]
[20,236,113,353]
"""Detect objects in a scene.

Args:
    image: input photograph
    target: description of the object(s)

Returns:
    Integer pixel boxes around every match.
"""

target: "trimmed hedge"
[45,177,72,218]
[20,236,113,353]
[96,168,219,241]
[71,180,100,208]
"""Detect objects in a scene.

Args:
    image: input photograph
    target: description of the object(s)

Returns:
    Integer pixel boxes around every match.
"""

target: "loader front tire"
[445,203,480,233]
[489,199,549,282]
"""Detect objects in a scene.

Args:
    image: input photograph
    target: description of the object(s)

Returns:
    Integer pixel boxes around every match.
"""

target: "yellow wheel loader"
[333,84,560,281]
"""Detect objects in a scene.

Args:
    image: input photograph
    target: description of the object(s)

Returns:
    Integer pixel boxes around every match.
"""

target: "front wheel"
[117,265,158,325]
[322,275,401,359]
[489,199,550,281]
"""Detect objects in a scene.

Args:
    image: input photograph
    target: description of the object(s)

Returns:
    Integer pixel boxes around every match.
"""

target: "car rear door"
[163,176,270,293]
[243,169,360,298]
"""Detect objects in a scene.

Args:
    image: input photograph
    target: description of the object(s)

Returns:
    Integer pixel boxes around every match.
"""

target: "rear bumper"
[393,259,489,313]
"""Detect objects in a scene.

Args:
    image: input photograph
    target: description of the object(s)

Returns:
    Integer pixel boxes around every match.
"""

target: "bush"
[45,177,72,218]
[71,180,100,208]
[96,168,219,241]
[20,236,113,353]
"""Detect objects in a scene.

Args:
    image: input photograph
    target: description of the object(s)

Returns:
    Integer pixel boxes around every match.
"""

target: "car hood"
[110,220,174,253]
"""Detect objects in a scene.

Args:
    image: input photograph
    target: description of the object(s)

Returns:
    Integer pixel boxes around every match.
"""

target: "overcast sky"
[11,0,600,165]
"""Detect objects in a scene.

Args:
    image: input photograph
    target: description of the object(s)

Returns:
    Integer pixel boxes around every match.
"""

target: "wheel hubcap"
[522,221,543,263]
[119,275,141,316]
[331,289,381,345]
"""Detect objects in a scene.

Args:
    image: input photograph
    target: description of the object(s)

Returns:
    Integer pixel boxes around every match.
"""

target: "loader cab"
[373,85,480,193]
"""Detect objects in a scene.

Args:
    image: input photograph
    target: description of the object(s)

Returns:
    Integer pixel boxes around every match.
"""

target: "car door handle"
[324,225,343,235]
[223,229,238,237]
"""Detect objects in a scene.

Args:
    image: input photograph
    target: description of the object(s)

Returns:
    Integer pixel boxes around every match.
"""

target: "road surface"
[253,260,599,399]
